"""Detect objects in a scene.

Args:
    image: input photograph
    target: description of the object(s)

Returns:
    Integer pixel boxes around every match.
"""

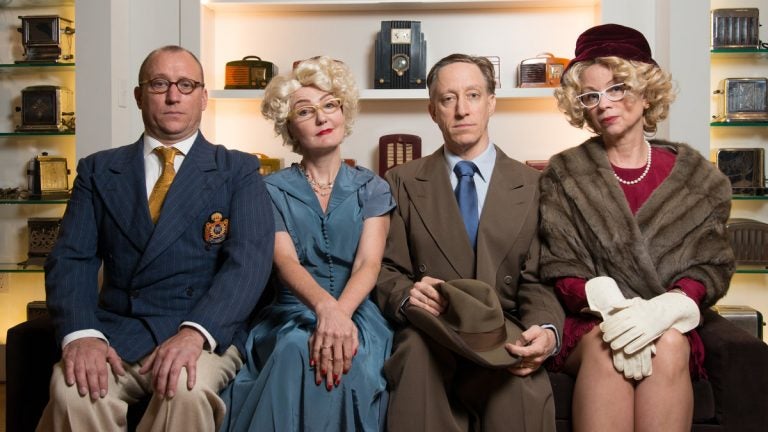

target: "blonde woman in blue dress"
[220,56,395,431]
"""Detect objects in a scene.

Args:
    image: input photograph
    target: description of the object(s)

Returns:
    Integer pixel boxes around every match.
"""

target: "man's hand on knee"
[62,337,125,401]
[140,327,205,399]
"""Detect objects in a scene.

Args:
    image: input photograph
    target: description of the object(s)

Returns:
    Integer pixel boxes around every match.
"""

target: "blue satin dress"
[220,163,395,432]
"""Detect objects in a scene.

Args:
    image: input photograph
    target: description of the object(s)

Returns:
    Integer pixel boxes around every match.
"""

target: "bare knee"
[567,327,615,377]
[651,329,690,377]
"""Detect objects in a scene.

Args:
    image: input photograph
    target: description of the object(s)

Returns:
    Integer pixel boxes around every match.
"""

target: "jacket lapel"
[136,135,222,274]
[475,148,535,284]
[93,140,154,252]
[405,148,475,278]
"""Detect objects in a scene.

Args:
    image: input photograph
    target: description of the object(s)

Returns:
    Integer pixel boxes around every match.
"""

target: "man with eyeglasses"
[38,45,274,432]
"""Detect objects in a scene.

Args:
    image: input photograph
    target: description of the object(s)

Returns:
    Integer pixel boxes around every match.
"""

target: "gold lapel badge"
[204,212,229,245]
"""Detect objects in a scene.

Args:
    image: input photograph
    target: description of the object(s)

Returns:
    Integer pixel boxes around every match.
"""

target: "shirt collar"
[142,132,198,157]
[444,142,496,182]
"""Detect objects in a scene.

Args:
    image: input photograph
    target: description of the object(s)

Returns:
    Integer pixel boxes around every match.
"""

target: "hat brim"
[405,304,523,369]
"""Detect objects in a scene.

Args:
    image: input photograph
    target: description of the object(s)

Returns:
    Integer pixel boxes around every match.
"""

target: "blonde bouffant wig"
[261,56,359,154]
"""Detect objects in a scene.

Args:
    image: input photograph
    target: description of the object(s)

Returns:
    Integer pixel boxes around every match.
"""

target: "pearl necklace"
[298,163,335,197]
[613,140,652,185]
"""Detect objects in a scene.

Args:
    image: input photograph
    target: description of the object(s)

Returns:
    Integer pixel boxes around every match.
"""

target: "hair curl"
[261,56,359,154]
[554,56,675,135]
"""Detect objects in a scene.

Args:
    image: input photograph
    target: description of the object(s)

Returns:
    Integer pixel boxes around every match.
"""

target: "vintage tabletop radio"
[27,152,70,200]
[518,53,569,88]
[17,15,75,63]
[378,134,421,176]
[713,78,768,122]
[374,21,427,89]
[16,85,75,132]
[225,56,278,89]
[711,8,760,50]
[716,148,765,195]
[726,218,768,267]
[21,217,61,268]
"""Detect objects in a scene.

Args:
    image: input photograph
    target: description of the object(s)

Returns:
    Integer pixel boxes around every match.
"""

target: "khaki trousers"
[37,345,243,432]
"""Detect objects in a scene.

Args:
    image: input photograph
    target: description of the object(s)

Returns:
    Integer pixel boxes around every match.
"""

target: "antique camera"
[378,134,421,175]
[726,218,768,267]
[21,217,61,268]
[17,15,75,63]
[517,53,569,88]
[225,56,278,89]
[27,152,70,200]
[716,148,765,195]
[711,8,760,49]
[713,78,768,122]
[374,21,427,89]
[16,85,75,132]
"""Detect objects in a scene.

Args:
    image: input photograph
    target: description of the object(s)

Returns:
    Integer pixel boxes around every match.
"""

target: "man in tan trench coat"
[375,53,565,432]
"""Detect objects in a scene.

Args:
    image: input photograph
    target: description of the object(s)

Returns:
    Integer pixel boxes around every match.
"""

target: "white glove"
[601,291,700,355]
[586,277,655,379]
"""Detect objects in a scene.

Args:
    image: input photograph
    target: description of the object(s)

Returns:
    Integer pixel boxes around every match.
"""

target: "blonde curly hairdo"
[261,56,359,154]
[554,56,675,135]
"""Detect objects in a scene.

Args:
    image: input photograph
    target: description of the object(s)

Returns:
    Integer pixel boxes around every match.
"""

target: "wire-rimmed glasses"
[289,98,343,121]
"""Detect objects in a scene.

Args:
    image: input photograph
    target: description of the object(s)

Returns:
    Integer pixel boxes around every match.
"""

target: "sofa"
[6,309,768,432]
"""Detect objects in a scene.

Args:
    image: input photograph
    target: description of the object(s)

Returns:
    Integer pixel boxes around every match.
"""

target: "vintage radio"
[16,85,75,132]
[726,218,768,266]
[374,21,427,89]
[712,305,764,339]
[21,217,61,268]
[225,56,278,90]
[378,134,421,175]
[713,78,768,122]
[485,56,501,88]
[252,153,282,176]
[517,53,569,88]
[27,152,70,200]
[711,8,760,49]
[716,148,765,195]
[17,15,75,62]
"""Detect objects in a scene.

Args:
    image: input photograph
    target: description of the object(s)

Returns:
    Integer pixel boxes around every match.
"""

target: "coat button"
[503,275,514,285]
[418,264,427,273]
[129,289,140,299]
[186,287,194,297]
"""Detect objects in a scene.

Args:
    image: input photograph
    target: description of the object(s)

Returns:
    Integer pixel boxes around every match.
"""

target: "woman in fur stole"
[539,23,734,431]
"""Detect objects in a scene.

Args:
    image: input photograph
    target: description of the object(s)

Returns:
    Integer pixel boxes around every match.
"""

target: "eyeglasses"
[575,83,628,108]
[139,78,205,95]
[289,98,343,121]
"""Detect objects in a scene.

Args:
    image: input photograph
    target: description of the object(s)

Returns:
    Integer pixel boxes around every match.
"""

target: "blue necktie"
[453,161,479,249]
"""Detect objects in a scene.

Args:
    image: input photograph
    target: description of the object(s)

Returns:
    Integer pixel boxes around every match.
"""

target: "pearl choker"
[613,140,652,185]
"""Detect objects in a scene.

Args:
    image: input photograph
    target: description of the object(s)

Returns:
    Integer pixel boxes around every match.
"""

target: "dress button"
[186,287,194,297]
[503,275,514,285]
[418,264,427,273]
[129,289,140,299]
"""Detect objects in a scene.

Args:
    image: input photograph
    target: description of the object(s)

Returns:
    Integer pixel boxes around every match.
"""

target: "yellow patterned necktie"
[148,146,180,224]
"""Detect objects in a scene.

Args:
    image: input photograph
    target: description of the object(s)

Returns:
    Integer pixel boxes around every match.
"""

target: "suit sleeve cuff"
[62,329,109,348]
[180,322,216,352]
[539,323,561,357]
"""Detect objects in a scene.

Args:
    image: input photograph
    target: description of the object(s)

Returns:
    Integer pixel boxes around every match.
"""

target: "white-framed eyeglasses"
[289,98,343,121]
[575,83,628,108]
[140,78,204,95]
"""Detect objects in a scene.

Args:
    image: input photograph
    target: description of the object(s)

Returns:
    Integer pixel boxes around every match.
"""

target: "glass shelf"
[0,263,44,273]
[710,121,768,127]
[0,62,75,69]
[0,131,75,137]
[734,265,768,275]
[0,198,68,204]
[732,195,768,201]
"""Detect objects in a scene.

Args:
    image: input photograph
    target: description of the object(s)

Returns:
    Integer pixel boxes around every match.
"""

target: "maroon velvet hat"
[563,23,658,75]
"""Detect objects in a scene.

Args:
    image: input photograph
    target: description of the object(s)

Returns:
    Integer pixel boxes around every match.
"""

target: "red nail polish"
[316,379,321,385]
[326,384,332,391]
[335,378,340,386]
[321,369,326,375]
[333,374,339,381]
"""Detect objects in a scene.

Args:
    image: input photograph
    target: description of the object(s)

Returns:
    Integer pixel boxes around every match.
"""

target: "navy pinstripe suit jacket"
[44,133,274,362]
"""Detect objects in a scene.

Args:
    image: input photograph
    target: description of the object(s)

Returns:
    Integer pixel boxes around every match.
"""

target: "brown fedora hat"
[404,279,523,368]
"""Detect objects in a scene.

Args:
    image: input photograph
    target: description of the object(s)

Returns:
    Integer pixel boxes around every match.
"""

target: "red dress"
[548,147,707,378]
